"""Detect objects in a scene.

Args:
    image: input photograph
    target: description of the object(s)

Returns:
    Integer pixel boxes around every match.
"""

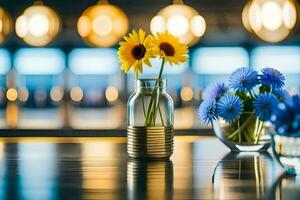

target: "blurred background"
[0,0,300,130]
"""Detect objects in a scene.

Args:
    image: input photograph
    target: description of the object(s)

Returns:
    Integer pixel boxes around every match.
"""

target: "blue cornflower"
[199,99,217,125]
[291,95,300,113]
[272,89,290,102]
[271,103,295,134]
[216,95,244,123]
[271,95,300,135]
[253,93,279,121]
[260,67,285,89]
[229,67,259,92]
[202,82,227,100]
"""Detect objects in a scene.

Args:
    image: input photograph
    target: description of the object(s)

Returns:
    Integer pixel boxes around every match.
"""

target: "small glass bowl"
[271,134,300,175]
[212,119,271,152]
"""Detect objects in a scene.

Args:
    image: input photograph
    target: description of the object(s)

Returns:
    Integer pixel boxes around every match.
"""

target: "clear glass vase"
[127,78,174,159]
[212,112,271,152]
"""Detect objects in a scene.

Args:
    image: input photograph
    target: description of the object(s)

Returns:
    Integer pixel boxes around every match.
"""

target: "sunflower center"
[159,42,175,56]
[131,44,146,60]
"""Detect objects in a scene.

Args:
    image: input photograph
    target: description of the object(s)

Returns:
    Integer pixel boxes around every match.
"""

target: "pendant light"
[77,0,129,47]
[150,0,206,46]
[15,1,61,46]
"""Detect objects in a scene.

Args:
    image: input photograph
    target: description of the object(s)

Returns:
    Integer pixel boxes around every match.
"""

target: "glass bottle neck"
[136,79,166,93]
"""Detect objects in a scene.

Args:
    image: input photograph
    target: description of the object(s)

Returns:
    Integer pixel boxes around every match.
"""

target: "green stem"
[227,114,256,140]
[249,90,255,99]
[142,97,146,118]
[238,119,241,144]
[145,58,165,127]
[255,121,263,144]
[158,104,165,126]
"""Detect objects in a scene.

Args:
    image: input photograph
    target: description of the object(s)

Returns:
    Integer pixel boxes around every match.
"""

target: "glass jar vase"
[127,78,174,159]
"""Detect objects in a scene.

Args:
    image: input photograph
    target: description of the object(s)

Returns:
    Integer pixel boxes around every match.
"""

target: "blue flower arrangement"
[199,67,288,144]
[271,95,300,136]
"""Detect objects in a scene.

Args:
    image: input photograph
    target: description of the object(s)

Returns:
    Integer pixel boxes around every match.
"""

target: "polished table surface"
[0,136,299,200]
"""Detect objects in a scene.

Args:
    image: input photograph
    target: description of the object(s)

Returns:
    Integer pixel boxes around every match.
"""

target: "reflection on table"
[0,136,297,199]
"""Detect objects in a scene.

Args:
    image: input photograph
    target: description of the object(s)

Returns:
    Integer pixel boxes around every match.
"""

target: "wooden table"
[0,136,299,200]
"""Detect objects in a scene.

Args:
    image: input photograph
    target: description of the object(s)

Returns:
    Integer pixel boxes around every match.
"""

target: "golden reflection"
[127,159,173,200]
[212,152,275,199]
[172,137,193,197]
[6,103,18,128]
[0,137,126,143]
[81,141,121,199]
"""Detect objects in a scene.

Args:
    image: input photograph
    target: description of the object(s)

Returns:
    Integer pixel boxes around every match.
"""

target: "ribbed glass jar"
[127,78,174,159]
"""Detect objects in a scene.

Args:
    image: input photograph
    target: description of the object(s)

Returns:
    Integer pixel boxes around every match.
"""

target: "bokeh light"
[77,0,128,47]
[105,86,118,102]
[70,87,84,102]
[50,86,64,103]
[15,2,61,46]
[18,88,29,102]
[150,1,206,46]
[0,7,13,44]
[6,88,18,102]
[242,0,298,43]
[180,87,193,102]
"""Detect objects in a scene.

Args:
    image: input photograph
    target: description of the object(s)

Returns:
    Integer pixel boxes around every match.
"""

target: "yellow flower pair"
[118,29,188,78]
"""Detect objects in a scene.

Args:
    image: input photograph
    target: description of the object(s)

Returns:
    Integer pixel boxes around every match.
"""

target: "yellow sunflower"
[152,32,188,65]
[118,29,154,78]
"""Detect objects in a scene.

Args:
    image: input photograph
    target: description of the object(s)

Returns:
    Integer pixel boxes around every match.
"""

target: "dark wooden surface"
[0,136,299,200]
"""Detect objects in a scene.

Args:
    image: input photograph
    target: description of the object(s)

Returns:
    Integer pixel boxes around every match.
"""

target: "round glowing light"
[0,7,13,44]
[77,16,91,37]
[105,86,118,102]
[248,1,262,32]
[6,88,18,102]
[282,1,297,29]
[28,14,50,37]
[150,2,206,46]
[242,0,298,43]
[261,1,282,31]
[15,16,28,38]
[92,15,113,36]
[70,87,84,102]
[50,86,64,102]
[18,88,29,102]
[167,15,189,37]
[15,2,61,46]
[191,15,206,37]
[77,0,128,47]
[150,16,166,34]
[180,87,193,102]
